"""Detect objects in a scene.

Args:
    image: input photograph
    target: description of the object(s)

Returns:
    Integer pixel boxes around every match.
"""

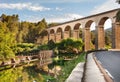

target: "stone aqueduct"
[37,8,120,51]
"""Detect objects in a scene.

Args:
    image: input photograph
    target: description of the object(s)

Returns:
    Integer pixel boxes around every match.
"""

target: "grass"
[57,52,86,82]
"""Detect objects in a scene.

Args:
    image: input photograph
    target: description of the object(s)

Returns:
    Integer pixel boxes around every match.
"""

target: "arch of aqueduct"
[37,8,120,51]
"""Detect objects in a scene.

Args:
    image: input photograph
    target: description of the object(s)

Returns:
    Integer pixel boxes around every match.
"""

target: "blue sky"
[0,0,119,23]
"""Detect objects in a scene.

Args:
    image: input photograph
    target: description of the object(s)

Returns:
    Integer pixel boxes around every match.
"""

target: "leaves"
[116,10,120,22]
[58,38,84,53]
[0,22,15,59]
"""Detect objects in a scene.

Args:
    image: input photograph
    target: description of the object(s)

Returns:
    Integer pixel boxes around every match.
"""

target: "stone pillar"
[64,31,69,39]
[84,28,91,51]
[61,31,64,39]
[56,32,62,42]
[96,25,105,50]
[112,22,120,49]
[70,30,74,38]
[73,30,79,39]
[43,35,49,44]
[54,33,56,42]
[49,34,55,42]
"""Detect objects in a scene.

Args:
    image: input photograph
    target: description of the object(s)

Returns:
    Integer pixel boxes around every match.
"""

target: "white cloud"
[24,13,83,23]
[104,19,112,29]
[0,3,51,11]
[39,0,98,3]
[55,7,63,11]
[46,13,83,23]
[91,0,120,14]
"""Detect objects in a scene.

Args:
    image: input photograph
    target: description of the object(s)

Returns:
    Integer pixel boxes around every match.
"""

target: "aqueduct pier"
[37,8,120,51]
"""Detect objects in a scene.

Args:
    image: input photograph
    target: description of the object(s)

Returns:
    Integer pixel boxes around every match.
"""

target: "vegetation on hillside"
[0,14,48,59]
[0,10,118,81]
[55,52,85,82]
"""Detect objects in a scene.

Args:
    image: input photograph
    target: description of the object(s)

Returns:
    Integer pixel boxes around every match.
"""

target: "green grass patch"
[57,52,86,82]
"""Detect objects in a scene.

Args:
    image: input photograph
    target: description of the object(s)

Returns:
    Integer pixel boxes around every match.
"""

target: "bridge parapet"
[0,50,53,71]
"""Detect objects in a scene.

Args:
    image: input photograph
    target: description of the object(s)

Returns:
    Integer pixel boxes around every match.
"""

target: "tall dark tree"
[116,0,120,4]
[116,0,120,22]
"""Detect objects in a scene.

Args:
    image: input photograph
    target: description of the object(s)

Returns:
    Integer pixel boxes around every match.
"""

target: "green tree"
[116,0,120,4]
[47,39,56,50]
[1,14,19,43]
[116,0,120,22]
[58,38,83,53]
[18,22,30,43]
[79,28,83,38]
[25,23,36,43]
[116,10,120,22]
[91,31,95,45]
[0,22,15,59]
[48,23,59,27]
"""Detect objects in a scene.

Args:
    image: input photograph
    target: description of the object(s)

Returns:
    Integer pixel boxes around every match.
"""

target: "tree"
[0,14,19,43]
[18,21,30,43]
[58,38,83,53]
[116,0,120,22]
[48,23,59,27]
[116,0,120,4]
[79,28,83,38]
[47,39,56,50]
[116,10,120,22]
[0,22,15,59]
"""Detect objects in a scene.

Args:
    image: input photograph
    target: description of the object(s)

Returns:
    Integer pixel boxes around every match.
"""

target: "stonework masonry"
[37,8,120,51]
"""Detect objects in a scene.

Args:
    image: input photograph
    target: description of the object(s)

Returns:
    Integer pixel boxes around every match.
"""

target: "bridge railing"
[0,50,54,70]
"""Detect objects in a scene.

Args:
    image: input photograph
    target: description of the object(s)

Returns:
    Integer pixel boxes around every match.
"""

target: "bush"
[57,38,84,53]
[58,52,86,82]
[0,66,44,82]
[37,44,49,50]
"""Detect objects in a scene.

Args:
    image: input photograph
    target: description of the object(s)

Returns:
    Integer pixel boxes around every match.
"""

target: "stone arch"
[84,20,95,51]
[57,27,62,33]
[64,25,71,39]
[50,29,55,34]
[49,29,55,42]
[74,23,81,30]
[85,20,94,28]
[73,23,81,39]
[56,27,63,42]
[97,17,112,49]
[64,25,71,31]
[98,17,109,25]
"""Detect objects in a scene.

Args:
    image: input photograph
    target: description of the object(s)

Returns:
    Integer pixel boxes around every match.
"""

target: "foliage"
[48,22,59,27]
[57,38,84,53]
[37,44,49,50]
[13,43,37,55]
[0,14,48,43]
[105,29,112,49]
[116,9,120,22]
[79,28,83,38]
[0,22,15,59]
[37,39,56,50]
[0,66,44,82]
[58,52,85,82]
[47,39,56,50]
[0,14,48,58]
[90,29,112,49]
[91,31,95,45]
